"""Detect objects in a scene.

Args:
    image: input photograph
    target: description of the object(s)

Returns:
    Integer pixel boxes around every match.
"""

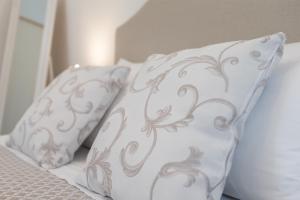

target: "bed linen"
[0,144,92,199]
[8,66,129,169]
[224,43,300,200]
[84,60,142,148]
[77,33,284,200]
[0,135,107,200]
[0,135,235,199]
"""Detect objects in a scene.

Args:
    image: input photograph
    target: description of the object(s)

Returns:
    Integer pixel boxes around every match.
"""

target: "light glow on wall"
[53,0,148,73]
[85,27,115,67]
[73,64,80,68]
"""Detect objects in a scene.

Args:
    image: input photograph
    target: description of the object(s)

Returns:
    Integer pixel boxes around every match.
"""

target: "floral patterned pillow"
[8,66,129,169]
[83,59,142,148]
[77,33,285,200]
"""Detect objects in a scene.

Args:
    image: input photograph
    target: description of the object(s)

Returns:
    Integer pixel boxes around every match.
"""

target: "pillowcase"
[8,66,129,169]
[224,43,300,200]
[77,33,285,200]
[83,59,142,148]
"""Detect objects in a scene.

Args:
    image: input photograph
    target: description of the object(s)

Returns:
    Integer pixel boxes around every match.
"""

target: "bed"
[1,0,300,199]
[0,134,235,200]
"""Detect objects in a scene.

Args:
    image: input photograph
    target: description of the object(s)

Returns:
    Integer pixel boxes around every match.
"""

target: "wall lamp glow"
[73,64,80,69]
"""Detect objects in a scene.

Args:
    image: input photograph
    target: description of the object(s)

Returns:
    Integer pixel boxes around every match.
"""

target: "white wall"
[0,0,12,74]
[52,0,148,75]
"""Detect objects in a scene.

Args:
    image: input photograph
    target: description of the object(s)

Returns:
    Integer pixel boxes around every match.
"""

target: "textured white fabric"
[0,135,106,200]
[8,66,129,169]
[83,59,142,148]
[0,134,233,200]
[225,43,300,200]
[77,33,285,200]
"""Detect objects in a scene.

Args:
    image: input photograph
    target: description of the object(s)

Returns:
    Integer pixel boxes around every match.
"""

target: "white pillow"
[8,66,129,169]
[224,43,300,200]
[76,33,285,200]
[83,59,142,148]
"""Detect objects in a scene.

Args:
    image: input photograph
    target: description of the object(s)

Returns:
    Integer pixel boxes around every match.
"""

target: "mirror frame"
[0,0,57,133]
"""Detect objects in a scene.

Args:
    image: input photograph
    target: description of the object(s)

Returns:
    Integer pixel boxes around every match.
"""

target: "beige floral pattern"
[85,107,126,196]
[150,147,207,200]
[119,41,242,177]
[9,66,129,169]
[77,33,285,200]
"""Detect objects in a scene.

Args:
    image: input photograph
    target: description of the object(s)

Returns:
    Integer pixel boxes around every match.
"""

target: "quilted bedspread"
[0,146,92,200]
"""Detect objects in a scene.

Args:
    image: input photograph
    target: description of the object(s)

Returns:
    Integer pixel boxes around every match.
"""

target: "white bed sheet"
[0,135,235,200]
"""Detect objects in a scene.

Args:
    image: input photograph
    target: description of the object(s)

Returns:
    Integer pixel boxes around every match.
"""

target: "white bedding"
[0,135,235,200]
[0,135,106,200]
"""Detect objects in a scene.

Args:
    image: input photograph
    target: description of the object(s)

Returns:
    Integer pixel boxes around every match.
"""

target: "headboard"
[116,0,300,62]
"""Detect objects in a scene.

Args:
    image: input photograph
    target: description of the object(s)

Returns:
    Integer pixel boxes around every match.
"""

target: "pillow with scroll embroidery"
[77,33,285,200]
[8,66,129,169]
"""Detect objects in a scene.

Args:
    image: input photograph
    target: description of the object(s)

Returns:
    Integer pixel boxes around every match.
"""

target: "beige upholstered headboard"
[116,0,300,62]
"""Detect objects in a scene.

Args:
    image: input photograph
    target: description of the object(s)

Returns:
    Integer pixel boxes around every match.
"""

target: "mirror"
[0,0,57,135]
